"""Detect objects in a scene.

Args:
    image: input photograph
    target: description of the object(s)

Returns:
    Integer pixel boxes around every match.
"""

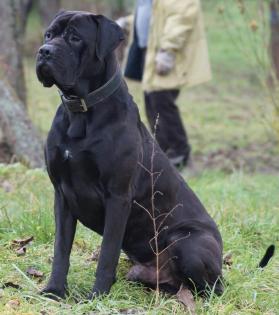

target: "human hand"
[155,50,175,76]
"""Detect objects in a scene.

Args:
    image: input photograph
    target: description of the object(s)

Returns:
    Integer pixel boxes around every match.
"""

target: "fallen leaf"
[88,246,101,262]
[250,20,258,32]
[2,282,22,290]
[176,285,196,315]
[12,236,34,247]
[223,252,233,267]
[5,299,20,309]
[26,267,44,278]
[16,246,27,256]
[74,239,89,251]
[119,309,140,314]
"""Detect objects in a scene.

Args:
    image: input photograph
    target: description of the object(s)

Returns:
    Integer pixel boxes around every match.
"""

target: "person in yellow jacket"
[118,0,211,167]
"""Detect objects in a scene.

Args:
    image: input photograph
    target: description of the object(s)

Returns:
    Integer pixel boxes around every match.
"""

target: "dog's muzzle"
[38,44,55,61]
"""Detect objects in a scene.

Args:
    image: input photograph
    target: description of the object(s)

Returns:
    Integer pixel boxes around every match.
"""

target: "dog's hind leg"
[126,253,180,294]
[168,231,223,296]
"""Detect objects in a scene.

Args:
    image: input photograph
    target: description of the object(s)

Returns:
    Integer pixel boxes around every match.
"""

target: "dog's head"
[36,10,124,91]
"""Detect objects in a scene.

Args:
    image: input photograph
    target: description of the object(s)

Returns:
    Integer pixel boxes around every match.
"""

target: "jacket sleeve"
[160,0,199,52]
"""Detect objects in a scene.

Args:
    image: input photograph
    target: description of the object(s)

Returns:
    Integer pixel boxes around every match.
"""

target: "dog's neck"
[61,54,117,99]
[60,54,121,139]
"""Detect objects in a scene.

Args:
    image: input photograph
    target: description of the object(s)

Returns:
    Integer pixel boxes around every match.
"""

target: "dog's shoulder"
[47,105,68,135]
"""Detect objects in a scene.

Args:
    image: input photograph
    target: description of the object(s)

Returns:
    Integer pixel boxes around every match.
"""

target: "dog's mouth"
[36,57,76,91]
[36,60,56,87]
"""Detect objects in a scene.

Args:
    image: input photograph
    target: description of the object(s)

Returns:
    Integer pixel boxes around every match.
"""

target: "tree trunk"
[0,0,26,104]
[20,0,34,33]
[270,0,279,80]
[0,80,44,168]
[38,0,61,27]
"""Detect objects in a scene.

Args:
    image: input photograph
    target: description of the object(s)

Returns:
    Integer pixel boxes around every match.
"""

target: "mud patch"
[193,141,279,174]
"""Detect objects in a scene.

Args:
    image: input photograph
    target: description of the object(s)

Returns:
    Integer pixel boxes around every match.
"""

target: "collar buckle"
[59,91,88,113]
[80,98,88,112]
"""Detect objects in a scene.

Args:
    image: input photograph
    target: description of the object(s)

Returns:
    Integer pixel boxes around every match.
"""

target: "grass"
[1,0,279,314]
[0,166,278,314]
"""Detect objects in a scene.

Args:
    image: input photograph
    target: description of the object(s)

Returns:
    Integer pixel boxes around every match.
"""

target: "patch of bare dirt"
[193,141,279,174]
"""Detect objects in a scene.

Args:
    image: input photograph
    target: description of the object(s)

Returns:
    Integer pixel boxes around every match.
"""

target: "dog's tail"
[258,244,275,268]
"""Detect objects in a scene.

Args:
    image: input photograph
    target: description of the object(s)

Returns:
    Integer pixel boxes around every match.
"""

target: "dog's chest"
[47,139,106,232]
[47,141,99,187]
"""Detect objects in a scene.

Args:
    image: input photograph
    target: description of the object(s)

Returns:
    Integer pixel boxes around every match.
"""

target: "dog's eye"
[69,34,81,43]
[45,32,52,40]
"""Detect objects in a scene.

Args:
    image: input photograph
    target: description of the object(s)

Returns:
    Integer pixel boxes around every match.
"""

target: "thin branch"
[148,224,169,250]
[156,203,183,233]
[158,233,191,256]
[148,238,156,255]
[133,200,153,221]
[153,170,163,187]
[153,190,163,198]
[149,242,156,255]
[137,161,152,175]
[158,255,178,272]
[151,114,160,299]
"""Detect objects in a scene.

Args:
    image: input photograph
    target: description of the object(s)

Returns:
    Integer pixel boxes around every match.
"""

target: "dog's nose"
[38,44,54,59]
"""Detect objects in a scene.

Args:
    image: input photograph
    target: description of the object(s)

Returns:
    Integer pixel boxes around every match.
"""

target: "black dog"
[36,10,223,299]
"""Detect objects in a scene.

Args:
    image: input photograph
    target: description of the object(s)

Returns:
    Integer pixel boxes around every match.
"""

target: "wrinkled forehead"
[46,11,98,40]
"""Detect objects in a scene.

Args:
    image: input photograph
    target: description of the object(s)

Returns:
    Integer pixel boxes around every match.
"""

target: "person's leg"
[144,89,191,165]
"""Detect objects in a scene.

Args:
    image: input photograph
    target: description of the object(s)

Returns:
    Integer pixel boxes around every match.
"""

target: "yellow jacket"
[126,0,212,92]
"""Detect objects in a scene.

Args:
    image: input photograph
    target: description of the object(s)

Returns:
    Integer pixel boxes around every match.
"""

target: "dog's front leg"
[42,191,77,299]
[90,195,131,298]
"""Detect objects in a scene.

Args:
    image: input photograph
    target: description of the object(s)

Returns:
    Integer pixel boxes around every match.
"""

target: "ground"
[0,1,279,314]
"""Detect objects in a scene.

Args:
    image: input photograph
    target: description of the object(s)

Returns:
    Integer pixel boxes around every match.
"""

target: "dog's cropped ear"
[94,15,124,60]
[54,9,66,18]
[51,10,74,26]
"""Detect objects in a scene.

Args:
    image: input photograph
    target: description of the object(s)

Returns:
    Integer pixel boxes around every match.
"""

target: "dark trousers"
[144,90,191,162]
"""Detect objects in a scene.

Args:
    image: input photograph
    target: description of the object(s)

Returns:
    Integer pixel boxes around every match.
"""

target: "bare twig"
[156,203,183,233]
[133,114,188,305]
[137,161,152,175]
[133,200,153,221]
[158,255,178,272]
[158,234,190,256]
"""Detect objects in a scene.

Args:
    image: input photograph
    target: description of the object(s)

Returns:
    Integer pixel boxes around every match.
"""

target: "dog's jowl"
[36,10,223,300]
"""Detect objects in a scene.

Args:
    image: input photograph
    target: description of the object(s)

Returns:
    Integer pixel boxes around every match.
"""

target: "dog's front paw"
[40,286,65,301]
[88,274,116,300]
[88,291,98,300]
[88,288,108,300]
